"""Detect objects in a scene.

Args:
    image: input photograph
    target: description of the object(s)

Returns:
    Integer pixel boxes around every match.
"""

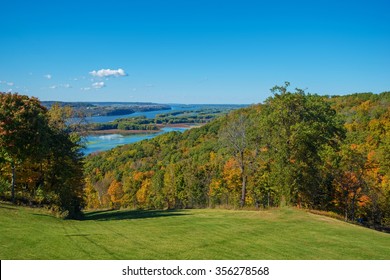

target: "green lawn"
[0,202,389,259]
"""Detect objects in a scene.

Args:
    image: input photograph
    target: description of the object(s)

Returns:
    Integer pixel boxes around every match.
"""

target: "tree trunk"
[268,192,270,208]
[240,175,246,207]
[11,162,15,203]
[351,192,357,222]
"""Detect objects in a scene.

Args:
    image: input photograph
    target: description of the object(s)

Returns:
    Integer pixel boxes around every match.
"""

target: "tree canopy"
[0,93,84,218]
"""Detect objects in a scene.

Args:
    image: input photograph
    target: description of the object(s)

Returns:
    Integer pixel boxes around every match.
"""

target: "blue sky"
[0,0,389,104]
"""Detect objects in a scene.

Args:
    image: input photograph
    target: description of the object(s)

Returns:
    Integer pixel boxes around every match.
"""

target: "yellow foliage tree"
[107,180,124,209]
[136,178,151,207]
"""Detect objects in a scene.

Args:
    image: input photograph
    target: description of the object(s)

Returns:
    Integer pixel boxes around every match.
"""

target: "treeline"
[41,101,171,117]
[154,108,233,124]
[84,84,390,229]
[88,116,159,131]
[154,111,216,124]
[0,93,84,218]
[85,104,171,117]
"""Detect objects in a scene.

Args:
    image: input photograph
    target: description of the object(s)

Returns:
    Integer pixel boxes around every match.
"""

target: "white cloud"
[92,81,105,89]
[0,81,14,86]
[89,68,127,78]
[81,87,91,91]
[44,74,52,79]
[49,84,72,90]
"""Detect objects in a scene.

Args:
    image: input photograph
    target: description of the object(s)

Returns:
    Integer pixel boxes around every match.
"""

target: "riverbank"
[86,129,159,135]
[86,123,195,136]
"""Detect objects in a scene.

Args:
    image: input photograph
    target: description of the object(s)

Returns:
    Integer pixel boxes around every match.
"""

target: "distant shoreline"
[86,123,194,136]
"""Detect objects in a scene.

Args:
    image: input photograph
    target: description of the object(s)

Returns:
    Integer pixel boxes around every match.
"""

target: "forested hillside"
[1,86,389,229]
[84,84,390,229]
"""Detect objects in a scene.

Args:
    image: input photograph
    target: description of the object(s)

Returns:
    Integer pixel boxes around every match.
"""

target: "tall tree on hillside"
[0,93,85,217]
[259,83,345,207]
[0,93,50,203]
[219,112,253,207]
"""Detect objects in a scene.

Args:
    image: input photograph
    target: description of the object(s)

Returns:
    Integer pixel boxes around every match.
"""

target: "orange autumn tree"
[107,179,124,209]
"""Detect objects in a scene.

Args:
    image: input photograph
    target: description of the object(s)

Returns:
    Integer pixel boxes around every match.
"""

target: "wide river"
[82,105,207,155]
[83,127,188,155]
[83,104,247,155]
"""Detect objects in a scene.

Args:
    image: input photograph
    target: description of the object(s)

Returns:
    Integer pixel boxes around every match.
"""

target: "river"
[85,105,200,123]
[83,105,202,155]
[83,127,188,155]
[83,104,246,155]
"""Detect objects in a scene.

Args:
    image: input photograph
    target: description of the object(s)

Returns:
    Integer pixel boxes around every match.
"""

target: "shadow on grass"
[82,209,189,221]
[0,204,18,210]
[32,213,59,219]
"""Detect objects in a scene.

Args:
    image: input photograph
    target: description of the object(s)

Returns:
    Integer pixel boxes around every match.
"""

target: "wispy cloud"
[89,68,127,78]
[49,84,72,90]
[0,81,15,87]
[44,74,52,79]
[80,81,105,91]
[92,81,105,89]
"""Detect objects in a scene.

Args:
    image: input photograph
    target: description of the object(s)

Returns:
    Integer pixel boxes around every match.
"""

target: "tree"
[0,93,50,202]
[0,93,85,217]
[219,112,252,207]
[108,180,124,209]
[258,83,344,207]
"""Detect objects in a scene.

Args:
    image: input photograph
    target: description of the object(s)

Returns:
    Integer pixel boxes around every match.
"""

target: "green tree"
[0,93,50,202]
[0,93,84,217]
[258,83,344,207]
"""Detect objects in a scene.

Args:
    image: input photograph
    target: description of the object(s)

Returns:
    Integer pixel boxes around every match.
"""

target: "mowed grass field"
[0,202,389,260]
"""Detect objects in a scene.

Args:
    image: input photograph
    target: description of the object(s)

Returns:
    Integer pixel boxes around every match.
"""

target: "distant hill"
[41,101,171,117]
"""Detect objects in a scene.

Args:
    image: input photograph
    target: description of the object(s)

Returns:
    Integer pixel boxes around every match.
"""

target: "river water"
[83,127,188,155]
[85,105,200,123]
[82,105,202,155]
[83,104,246,155]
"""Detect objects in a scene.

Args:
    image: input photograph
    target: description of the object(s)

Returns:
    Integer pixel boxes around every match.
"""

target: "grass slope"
[0,203,389,260]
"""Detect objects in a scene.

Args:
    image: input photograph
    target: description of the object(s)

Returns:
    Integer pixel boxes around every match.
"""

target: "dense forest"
[1,85,390,229]
[83,84,390,229]
[0,94,84,218]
